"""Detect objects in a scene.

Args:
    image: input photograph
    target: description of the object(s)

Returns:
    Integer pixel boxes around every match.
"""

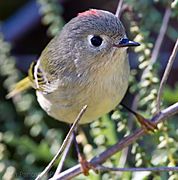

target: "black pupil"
[90,36,103,47]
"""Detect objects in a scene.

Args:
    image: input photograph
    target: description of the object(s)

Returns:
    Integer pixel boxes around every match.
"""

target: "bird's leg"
[73,131,96,176]
[121,103,157,132]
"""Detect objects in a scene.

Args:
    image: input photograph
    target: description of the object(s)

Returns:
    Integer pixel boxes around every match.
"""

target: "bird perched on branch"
[7,9,156,175]
[7,9,140,124]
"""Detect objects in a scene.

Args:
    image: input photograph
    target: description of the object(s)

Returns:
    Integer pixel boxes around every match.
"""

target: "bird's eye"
[90,35,103,47]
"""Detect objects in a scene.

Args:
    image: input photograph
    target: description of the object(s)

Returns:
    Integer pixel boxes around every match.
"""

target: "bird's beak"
[114,38,140,48]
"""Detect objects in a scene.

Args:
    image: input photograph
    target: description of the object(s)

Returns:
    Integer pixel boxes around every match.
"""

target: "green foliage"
[0,7,72,178]
[37,0,64,36]
[163,83,178,104]
[0,1,178,180]
[171,0,178,17]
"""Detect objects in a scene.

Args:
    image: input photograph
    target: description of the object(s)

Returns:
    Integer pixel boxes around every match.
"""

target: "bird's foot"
[135,113,157,133]
[78,155,97,176]
[121,103,157,133]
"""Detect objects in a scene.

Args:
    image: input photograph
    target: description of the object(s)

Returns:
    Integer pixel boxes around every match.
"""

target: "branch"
[50,102,178,180]
[150,8,171,65]
[35,105,88,180]
[156,39,178,112]
[131,7,171,120]
[96,165,178,172]
[115,0,124,18]
[141,8,171,80]
[53,133,74,176]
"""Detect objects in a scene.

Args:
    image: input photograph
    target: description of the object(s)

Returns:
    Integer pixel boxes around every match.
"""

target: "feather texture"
[6,59,58,99]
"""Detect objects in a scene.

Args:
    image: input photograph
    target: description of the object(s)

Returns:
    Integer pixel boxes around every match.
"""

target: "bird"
[7,9,140,125]
[7,9,158,175]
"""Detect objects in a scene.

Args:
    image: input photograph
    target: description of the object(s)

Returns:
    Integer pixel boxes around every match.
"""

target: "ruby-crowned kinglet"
[7,9,139,124]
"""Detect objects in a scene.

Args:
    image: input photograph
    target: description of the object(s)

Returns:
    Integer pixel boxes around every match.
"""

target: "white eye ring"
[87,35,104,47]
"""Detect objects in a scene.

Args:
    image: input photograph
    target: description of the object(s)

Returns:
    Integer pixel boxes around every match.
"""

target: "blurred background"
[0,0,178,179]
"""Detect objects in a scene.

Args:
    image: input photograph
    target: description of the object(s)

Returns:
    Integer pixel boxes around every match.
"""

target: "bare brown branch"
[132,7,172,111]
[156,39,178,112]
[150,8,171,65]
[50,102,178,180]
[54,134,74,176]
[115,0,124,18]
[96,165,178,172]
[141,8,171,80]
[35,105,88,180]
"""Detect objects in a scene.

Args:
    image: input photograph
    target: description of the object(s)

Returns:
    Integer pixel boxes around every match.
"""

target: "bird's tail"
[6,77,32,99]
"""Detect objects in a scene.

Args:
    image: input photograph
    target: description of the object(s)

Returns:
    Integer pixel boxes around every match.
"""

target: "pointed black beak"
[114,38,140,48]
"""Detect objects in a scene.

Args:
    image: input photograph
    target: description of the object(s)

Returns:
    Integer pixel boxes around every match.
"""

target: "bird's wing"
[30,60,58,94]
[6,59,58,99]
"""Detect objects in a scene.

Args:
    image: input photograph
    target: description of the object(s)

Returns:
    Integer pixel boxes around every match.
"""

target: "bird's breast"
[36,50,130,124]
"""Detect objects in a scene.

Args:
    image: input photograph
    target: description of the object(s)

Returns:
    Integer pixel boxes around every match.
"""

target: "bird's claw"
[79,155,98,176]
[136,114,157,133]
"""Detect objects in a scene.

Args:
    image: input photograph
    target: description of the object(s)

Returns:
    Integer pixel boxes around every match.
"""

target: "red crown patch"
[78,9,99,17]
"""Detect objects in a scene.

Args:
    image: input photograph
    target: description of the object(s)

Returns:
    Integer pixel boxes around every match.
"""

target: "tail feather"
[6,77,32,99]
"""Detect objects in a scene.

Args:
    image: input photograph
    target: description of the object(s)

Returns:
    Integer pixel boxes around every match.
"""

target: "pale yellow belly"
[37,81,128,124]
[36,53,130,124]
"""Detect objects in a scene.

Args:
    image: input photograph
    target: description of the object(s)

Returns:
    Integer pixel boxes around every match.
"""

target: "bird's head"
[59,9,140,73]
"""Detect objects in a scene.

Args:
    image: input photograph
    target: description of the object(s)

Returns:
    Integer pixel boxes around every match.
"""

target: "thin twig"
[50,102,178,180]
[118,147,129,168]
[115,0,124,18]
[96,165,178,172]
[116,147,129,177]
[141,8,171,80]
[35,105,88,180]
[156,39,178,112]
[129,5,172,149]
[132,7,172,110]
[53,133,74,176]
[150,8,171,65]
